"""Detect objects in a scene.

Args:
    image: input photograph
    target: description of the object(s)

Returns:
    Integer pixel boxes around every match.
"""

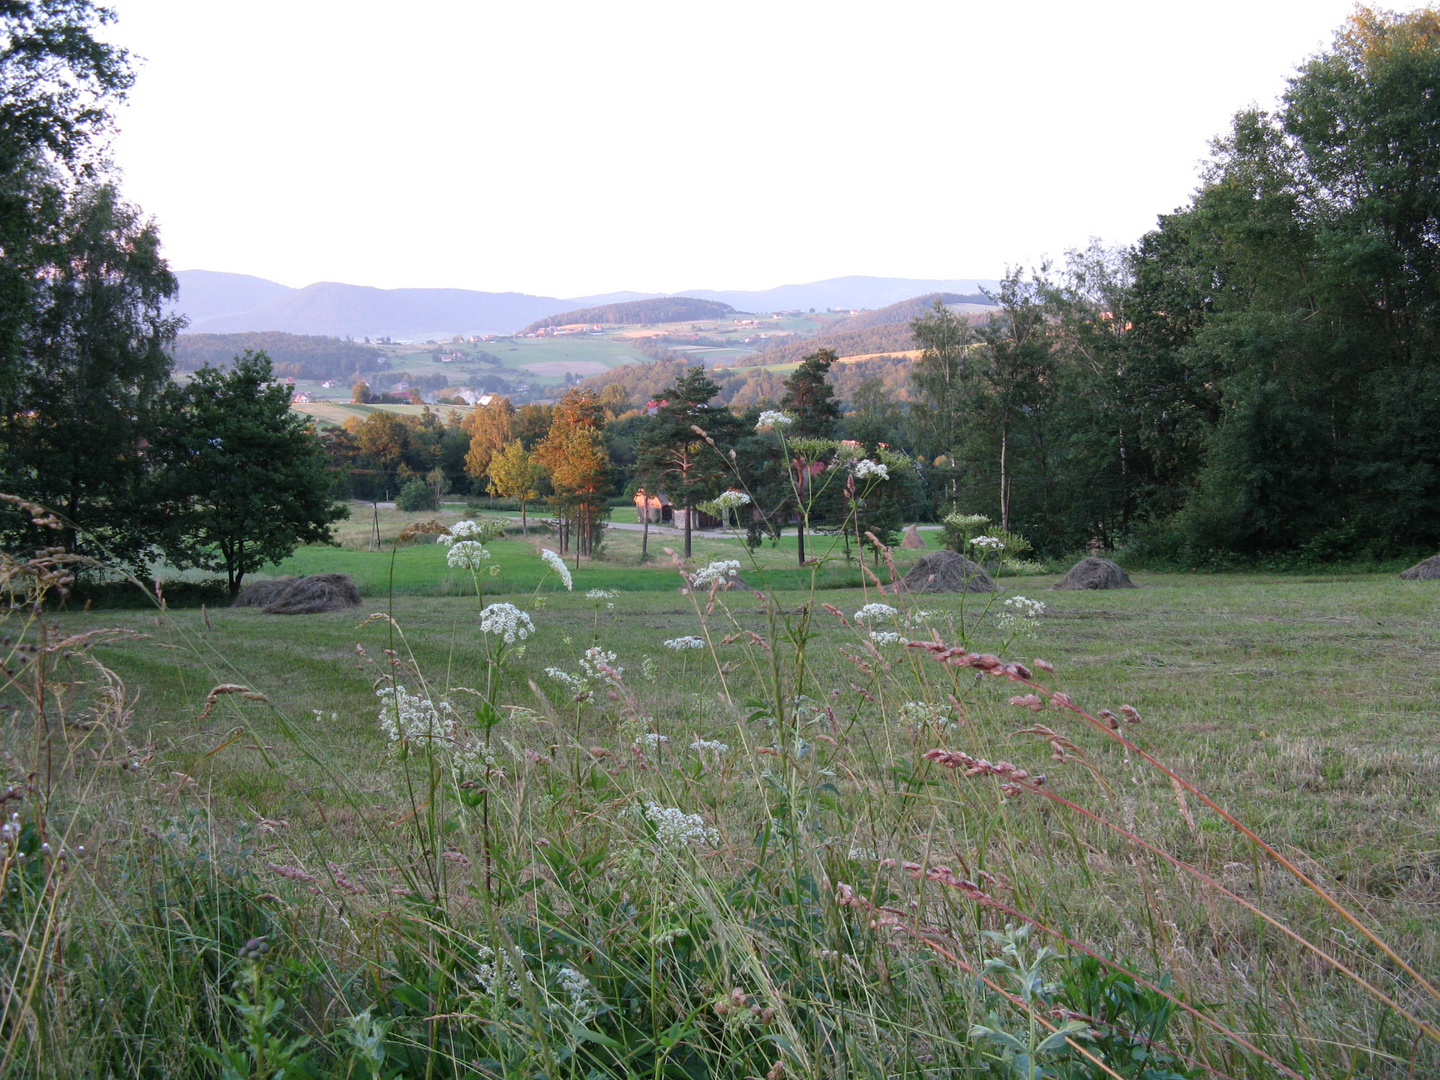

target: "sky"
[102,0,1390,299]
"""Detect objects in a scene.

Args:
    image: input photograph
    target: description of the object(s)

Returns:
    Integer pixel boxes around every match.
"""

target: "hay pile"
[900,524,925,549]
[1401,554,1440,580]
[231,577,296,608]
[886,550,995,594]
[1054,557,1135,590]
[233,574,363,614]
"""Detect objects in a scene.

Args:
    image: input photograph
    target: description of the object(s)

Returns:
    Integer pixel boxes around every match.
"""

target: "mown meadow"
[3,524,1439,1079]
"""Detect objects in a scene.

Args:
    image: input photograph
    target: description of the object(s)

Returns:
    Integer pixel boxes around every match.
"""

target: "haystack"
[901,524,925,549]
[1401,554,1440,580]
[1054,557,1135,590]
[886,550,995,594]
[231,577,297,608]
[233,573,363,614]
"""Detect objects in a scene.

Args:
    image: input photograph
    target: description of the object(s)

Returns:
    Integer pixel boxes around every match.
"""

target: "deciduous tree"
[0,184,181,566]
[154,351,348,597]
[535,390,610,556]
[487,440,544,534]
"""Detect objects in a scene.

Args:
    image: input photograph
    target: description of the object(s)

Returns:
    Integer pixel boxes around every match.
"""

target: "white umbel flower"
[868,631,907,646]
[579,646,622,681]
[969,535,1006,552]
[851,459,889,481]
[853,602,899,623]
[709,489,751,510]
[479,603,534,644]
[1004,595,1046,618]
[376,685,455,744]
[446,540,491,569]
[539,548,573,590]
[755,410,794,431]
[664,635,705,651]
[691,560,741,589]
[639,802,720,848]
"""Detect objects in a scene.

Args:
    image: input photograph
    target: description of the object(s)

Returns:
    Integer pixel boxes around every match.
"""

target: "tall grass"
[0,478,1437,1078]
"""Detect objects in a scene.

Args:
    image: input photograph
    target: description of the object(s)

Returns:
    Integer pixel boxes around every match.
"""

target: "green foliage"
[394,477,433,512]
[780,349,842,438]
[0,183,181,569]
[635,366,741,556]
[154,350,348,595]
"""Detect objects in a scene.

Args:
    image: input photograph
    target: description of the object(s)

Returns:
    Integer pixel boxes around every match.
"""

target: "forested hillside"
[171,332,383,380]
[520,297,736,333]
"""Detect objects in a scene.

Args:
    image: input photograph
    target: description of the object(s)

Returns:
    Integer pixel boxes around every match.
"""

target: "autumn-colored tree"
[461,394,515,489]
[487,440,545,534]
[535,389,610,555]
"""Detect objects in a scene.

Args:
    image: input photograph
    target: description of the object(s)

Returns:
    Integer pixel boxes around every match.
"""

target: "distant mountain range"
[168,271,999,339]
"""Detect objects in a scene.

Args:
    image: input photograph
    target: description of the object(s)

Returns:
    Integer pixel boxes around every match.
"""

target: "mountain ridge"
[168,271,999,339]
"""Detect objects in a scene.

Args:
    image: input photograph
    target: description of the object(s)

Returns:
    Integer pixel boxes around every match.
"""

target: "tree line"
[0,3,345,595]
[4,3,1435,577]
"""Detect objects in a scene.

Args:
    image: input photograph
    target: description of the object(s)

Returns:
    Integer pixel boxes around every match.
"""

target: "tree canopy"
[153,351,348,596]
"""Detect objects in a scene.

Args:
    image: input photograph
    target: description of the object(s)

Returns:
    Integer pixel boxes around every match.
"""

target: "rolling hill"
[167,272,1000,341]
[735,292,988,367]
[520,297,736,334]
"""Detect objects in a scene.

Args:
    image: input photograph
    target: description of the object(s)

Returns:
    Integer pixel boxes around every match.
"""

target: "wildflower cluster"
[690,560,741,590]
[479,603,534,645]
[1004,595,1046,618]
[706,490,751,511]
[539,548,572,590]
[851,458,889,481]
[898,700,956,732]
[374,685,480,771]
[943,512,990,531]
[853,602,899,623]
[664,635,705,651]
[579,646,621,682]
[754,410,794,431]
[586,588,617,600]
[446,540,491,569]
[869,630,908,647]
[639,802,720,849]
[475,945,534,998]
[544,668,582,696]
[997,594,1046,639]
[633,732,669,753]
[556,965,597,1021]
[690,738,730,754]
[437,519,492,544]
[377,685,456,745]
[969,535,1006,552]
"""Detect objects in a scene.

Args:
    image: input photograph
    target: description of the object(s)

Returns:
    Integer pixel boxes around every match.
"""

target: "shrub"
[395,477,433,511]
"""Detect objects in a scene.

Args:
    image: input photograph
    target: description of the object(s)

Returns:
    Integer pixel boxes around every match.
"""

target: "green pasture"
[17,554,1440,1075]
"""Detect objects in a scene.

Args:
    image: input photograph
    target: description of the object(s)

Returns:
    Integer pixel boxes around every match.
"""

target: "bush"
[395,477,433,512]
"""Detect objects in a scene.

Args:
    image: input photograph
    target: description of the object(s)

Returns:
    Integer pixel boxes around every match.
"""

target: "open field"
[10,551,1440,1076]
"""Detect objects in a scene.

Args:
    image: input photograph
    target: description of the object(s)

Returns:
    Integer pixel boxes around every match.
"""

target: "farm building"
[634,489,672,524]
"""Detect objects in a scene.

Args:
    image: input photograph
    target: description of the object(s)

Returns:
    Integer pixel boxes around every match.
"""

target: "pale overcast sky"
[103,0,1385,299]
